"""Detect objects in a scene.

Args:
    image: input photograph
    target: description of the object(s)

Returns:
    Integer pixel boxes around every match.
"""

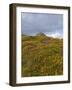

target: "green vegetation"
[21,33,63,77]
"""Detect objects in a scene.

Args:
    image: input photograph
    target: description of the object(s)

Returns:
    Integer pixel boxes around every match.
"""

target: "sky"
[21,13,63,38]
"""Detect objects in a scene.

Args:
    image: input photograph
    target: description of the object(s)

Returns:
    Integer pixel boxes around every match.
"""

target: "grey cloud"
[21,13,63,36]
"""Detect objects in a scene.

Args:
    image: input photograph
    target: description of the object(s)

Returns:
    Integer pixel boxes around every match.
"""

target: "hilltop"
[36,32,46,36]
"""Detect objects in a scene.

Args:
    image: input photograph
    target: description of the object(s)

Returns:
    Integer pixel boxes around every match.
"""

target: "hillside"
[21,33,63,77]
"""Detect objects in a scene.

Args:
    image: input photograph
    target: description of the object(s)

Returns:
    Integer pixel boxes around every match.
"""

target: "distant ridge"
[22,32,63,39]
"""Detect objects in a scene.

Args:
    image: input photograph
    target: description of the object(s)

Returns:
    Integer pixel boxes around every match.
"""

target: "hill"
[36,32,46,36]
[21,33,63,77]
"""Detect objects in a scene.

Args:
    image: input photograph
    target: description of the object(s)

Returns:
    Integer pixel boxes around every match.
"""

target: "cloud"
[21,13,63,38]
[45,32,63,39]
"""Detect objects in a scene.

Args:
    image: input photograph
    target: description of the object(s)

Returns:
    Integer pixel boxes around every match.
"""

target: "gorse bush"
[21,33,63,77]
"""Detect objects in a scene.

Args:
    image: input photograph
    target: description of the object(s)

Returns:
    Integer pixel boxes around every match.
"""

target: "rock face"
[36,32,46,36]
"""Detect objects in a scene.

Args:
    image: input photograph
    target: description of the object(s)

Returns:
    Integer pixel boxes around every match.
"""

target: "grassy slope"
[21,35,63,77]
